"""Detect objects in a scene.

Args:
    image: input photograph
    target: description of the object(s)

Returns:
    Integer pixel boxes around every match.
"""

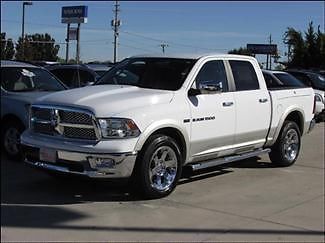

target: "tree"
[1,32,15,60]
[283,27,305,68]
[15,33,60,61]
[283,21,324,69]
[304,22,318,68]
[228,47,252,56]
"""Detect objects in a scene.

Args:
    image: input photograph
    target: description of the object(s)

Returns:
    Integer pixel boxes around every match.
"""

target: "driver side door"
[188,60,236,161]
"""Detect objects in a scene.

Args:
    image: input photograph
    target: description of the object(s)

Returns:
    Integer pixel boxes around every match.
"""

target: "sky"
[1,1,324,64]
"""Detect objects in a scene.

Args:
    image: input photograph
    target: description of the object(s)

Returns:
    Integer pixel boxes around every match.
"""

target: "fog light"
[88,157,116,171]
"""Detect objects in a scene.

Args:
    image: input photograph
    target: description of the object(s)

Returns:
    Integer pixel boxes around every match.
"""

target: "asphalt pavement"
[1,123,324,242]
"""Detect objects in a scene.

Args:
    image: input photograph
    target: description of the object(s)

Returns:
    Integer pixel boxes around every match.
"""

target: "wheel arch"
[1,114,26,130]
[270,108,305,146]
[135,122,189,164]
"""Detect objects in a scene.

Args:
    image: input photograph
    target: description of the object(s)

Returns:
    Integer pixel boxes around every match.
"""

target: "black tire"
[269,121,301,167]
[1,119,25,161]
[131,134,183,199]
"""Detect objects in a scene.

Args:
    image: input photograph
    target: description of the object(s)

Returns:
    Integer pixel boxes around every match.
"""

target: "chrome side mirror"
[199,81,222,94]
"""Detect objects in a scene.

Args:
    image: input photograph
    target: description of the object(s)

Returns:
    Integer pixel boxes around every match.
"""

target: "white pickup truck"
[21,54,316,198]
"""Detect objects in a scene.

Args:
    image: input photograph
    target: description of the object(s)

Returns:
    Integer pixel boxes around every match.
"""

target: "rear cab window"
[229,60,259,91]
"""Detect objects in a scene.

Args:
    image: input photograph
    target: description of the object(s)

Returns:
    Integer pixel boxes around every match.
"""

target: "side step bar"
[189,148,271,171]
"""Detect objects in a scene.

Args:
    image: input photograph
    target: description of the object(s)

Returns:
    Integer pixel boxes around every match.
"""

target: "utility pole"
[269,34,272,70]
[21,1,32,60]
[65,23,70,63]
[111,0,121,63]
[76,23,80,64]
[160,43,168,53]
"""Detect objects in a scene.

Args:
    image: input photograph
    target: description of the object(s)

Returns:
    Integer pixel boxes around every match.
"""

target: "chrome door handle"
[222,102,234,107]
[259,98,268,103]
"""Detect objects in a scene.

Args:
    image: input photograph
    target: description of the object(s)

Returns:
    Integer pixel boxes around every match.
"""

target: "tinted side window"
[51,69,75,87]
[230,60,259,91]
[76,70,95,86]
[289,72,311,87]
[263,72,278,88]
[195,60,228,91]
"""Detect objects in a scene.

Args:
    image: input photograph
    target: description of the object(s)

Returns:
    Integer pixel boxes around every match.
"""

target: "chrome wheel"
[4,127,21,156]
[283,128,299,162]
[149,146,178,192]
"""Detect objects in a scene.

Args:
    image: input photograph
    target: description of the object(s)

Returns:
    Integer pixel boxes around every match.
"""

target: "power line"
[121,29,227,52]
[118,43,156,53]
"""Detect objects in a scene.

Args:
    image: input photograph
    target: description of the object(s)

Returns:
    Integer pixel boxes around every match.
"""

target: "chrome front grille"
[64,127,97,140]
[59,110,93,125]
[30,105,99,140]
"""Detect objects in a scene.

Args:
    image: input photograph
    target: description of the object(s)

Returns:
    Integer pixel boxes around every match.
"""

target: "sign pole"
[65,23,70,63]
[61,6,88,64]
[76,23,80,64]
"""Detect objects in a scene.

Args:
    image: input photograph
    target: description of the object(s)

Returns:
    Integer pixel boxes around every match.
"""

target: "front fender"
[134,119,190,161]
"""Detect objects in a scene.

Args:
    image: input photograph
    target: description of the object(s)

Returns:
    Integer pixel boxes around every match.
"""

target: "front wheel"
[132,135,183,199]
[269,121,301,167]
[1,120,25,161]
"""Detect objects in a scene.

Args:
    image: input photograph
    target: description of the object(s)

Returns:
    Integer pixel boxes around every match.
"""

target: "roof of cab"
[130,53,256,60]
[1,60,38,68]
[262,69,288,75]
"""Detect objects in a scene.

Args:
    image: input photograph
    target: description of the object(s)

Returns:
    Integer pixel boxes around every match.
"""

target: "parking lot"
[1,123,324,242]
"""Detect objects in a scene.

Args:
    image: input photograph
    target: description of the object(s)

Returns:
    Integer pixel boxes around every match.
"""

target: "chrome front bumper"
[22,145,137,178]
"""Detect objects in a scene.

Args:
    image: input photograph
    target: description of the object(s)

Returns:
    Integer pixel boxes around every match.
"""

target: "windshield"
[95,58,196,91]
[1,67,66,92]
[308,73,325,91]
[274,73,306,88]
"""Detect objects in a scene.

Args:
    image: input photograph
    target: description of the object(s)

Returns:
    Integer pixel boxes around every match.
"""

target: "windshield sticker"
[21,69,36,78]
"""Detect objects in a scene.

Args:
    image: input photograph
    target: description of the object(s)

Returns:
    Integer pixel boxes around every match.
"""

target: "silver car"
[1,60,67,160]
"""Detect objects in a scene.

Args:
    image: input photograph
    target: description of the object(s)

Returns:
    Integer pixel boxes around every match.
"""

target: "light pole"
[21,1,32,60]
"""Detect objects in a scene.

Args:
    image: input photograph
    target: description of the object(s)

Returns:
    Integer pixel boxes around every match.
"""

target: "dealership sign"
[247,44,277,55]
[61,6,88,24]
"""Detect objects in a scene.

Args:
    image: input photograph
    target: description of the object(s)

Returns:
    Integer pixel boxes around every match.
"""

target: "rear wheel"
[269,121,301,167]
[1,120,25,161]
[132,135,183,199]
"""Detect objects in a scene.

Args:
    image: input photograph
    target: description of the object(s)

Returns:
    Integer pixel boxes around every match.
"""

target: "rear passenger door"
[228,60,271,149]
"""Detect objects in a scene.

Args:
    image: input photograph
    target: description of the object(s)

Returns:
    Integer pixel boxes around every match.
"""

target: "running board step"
[189,148,271,171]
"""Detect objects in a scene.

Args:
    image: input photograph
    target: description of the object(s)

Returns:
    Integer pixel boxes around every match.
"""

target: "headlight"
[98,118,141,138]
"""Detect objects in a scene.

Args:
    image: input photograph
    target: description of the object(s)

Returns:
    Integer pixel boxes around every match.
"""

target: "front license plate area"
[39,148,57,163]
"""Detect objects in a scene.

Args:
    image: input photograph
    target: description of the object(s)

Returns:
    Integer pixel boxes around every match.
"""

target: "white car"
[21,54,315,198]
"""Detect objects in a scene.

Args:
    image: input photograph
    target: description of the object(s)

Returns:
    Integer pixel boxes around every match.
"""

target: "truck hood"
[5,91,52,104]
[35,85,174,117]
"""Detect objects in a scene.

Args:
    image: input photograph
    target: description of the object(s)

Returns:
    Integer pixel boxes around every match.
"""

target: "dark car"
[262,70,306,89]
[286,70,325,122]
[85,63,112,77]
[1,60,67,159]
[46,64,100,88]
[286,70,325,91]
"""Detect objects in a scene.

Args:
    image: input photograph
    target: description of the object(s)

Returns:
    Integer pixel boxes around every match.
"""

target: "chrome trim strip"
[190,148,271,171]
[25,160,114,178]
[31,119,52,124]
[59,123,94,129]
